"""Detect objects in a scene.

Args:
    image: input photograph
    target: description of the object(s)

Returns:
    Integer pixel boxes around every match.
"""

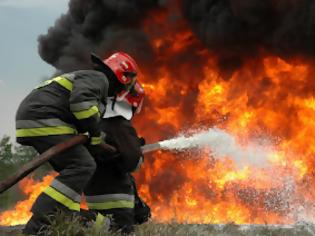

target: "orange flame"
[133,53,315,224]
[0,174,55,226]
[3,1,315,226]
[133,3,315,224]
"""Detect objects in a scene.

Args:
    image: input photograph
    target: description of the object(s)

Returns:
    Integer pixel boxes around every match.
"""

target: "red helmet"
[125,81,145,114]
[91,52,138,101]
[104,52,138,84]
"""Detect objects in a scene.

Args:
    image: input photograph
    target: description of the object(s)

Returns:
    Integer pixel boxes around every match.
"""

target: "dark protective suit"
[15,70,109,235]
[84,116,151,234]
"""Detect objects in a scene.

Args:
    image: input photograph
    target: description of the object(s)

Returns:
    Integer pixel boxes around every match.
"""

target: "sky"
[0,0,68,139]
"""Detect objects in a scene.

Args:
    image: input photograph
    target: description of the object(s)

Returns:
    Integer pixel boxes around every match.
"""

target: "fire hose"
[0,135,162,194]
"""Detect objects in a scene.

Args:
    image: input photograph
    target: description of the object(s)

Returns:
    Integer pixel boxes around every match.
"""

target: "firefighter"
[83,80,151,234]
[15,52,140,235]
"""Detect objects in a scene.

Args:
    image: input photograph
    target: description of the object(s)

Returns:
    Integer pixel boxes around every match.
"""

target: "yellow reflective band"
[53,77,73,91]
[35,79,54,89]
[35,76,73,91]
[87,200,134,210]
[73,106,100,120]
[44,186,80,211]
[16,126,78,137]
[90,136,102,145]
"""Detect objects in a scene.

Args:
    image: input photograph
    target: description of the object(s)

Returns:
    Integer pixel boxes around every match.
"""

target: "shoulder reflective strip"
[70,101,99,112]
[85,194,135,203]
[90,136,102,145]
[16,126,78,137]
[50,179,81,203]
[35,76,73,91]
[35,79,54,89]
[73,105,100,120]
[16,119,74,129]
[87,200,134,210]
[53,76,73,91]
[43,186,80,211]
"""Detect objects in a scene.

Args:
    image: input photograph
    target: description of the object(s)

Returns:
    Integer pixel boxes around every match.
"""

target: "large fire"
[2,1,315,227]
[134,54,315,224]
[133,3,315,225]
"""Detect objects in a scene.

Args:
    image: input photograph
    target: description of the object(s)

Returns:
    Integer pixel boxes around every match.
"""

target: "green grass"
[2,215,315,236]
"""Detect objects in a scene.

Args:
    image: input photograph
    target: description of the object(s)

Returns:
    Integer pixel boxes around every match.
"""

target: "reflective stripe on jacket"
[15,70,108,141]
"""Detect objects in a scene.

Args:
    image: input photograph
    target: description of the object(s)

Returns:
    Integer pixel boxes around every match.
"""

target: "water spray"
[144,128,274,167]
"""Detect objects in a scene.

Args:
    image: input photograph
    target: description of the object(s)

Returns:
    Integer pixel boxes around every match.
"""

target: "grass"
[1,214,315,236]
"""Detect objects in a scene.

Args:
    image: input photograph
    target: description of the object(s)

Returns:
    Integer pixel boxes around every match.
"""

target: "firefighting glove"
[87,132,103,153]
[87,131,106,146]
[88,132,119,162]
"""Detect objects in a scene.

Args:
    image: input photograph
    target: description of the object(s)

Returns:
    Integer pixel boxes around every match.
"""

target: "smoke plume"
[39,0,315,74]
[181,0,315,70]
[38,0,163,73]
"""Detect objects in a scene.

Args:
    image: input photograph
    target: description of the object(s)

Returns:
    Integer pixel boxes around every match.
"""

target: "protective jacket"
[100,116,143,172]
[15,70,108,145]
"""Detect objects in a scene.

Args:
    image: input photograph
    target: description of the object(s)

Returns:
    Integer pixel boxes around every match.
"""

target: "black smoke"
[39,0,315,74]
[38,0,163,73]
[181,0,315,72]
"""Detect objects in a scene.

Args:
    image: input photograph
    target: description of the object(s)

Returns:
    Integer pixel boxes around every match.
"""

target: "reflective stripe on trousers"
[86,194,135,210]
[43,179,81,211]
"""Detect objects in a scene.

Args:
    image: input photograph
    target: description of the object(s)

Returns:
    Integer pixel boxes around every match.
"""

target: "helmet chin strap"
[111,95,117,111]
[111,88,129,111]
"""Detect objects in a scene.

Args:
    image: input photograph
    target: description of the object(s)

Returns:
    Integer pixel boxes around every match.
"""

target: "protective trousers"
[83,163,135,234]
[22,135,96,235]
